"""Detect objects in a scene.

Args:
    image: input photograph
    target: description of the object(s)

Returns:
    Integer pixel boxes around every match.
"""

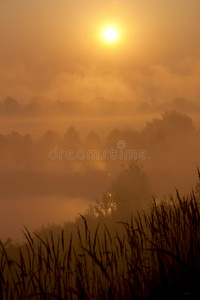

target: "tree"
[112,162,153,219]
[87,192,117,219]
[85,130,101,148]
[87,162,153,221]
[0,97,21,115]
[144,110,195,141]
[64,125,80,148]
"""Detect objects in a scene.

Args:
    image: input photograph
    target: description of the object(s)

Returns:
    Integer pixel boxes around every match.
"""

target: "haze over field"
[0,0,200,242]
[0,110,200,241]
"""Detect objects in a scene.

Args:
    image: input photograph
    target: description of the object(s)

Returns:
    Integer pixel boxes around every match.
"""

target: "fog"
[1,1,200,103]
[0,102,200,240]
[1,0,200,243]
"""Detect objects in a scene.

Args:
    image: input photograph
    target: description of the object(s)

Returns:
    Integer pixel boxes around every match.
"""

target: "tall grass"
[1,191,200,299]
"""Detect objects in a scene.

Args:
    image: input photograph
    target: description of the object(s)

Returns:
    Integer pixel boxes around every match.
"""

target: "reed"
[0,190,200,299]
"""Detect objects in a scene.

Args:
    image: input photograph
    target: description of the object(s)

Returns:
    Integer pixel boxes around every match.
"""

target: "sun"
[104,28,117,42]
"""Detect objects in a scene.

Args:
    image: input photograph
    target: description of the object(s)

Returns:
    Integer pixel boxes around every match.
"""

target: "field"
[1,189,200,299]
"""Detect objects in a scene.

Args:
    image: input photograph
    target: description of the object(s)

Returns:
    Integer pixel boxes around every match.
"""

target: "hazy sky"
[1,0,200,103]
[1,0,200,242]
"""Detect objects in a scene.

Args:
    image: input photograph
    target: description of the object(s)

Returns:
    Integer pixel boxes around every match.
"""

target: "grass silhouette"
[0,190,200,299]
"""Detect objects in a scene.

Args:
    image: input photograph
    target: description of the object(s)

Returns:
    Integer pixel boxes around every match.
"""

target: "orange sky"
[0,0,200,103]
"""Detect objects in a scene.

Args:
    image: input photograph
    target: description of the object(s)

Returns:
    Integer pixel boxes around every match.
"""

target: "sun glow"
[104,28,118,42]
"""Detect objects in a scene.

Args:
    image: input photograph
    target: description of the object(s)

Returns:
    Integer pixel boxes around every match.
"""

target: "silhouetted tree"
[0,97,21,115]
[112,162,153,219]
[87,192,117,219]
[85,130,101,148]
[87,162,153,221]
[64,125,80,148]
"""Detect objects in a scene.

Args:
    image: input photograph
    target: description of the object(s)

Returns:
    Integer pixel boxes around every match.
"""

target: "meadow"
[1,186,200,299]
